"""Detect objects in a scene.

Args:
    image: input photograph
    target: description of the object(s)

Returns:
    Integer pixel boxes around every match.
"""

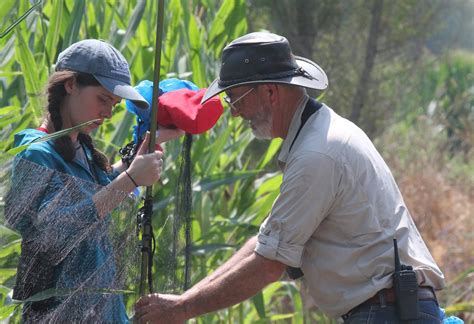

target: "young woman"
[6,39,183,323]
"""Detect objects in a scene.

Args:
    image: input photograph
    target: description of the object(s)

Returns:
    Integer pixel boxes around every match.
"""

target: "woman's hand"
[126,132,163,187]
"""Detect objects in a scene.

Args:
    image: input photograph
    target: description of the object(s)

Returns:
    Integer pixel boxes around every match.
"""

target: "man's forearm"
[186,236,257,294]
[181,245,286,320]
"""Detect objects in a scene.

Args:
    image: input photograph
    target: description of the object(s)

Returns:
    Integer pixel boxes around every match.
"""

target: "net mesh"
[1,153,141,323]
[0,132,195,322]
[152,134,193,294]
[172,134,193,291]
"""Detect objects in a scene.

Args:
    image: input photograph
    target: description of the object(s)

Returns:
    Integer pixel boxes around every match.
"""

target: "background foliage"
[0,0,472,322]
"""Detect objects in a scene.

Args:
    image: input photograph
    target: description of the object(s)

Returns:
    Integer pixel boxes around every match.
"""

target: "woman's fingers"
[137,131,151,155]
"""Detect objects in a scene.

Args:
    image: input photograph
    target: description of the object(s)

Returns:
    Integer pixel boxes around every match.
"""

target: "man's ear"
[263,84,279,106]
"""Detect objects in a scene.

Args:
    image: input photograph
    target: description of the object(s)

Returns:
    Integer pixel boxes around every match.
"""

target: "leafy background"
[0,0,472,322]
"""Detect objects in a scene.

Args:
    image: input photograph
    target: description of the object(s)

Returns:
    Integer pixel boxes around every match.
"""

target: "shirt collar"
[277,94,309,166]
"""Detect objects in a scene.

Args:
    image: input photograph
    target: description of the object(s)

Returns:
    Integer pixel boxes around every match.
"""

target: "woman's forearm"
[92,171,136,219]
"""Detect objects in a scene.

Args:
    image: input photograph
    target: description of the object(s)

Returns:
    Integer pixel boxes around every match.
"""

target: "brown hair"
[46,71,111,172]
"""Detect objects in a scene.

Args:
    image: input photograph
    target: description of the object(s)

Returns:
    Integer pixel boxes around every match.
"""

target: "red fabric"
[36,127,49,133]
[157,88,223,134]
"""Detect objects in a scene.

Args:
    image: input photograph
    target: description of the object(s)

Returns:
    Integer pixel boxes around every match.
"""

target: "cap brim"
[94,75,149,109]
[201,57,328,104]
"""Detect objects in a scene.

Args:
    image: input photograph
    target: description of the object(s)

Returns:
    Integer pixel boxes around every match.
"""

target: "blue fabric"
[439,308,464,323]
[343,300,444,323]
[10,129,128,323]
[125,78,199,143]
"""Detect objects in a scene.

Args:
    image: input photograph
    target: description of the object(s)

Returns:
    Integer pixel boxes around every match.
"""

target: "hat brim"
[94,75,149,109]
[201,56,328,104]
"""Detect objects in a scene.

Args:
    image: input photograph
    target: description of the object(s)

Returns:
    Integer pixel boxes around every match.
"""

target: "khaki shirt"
[254,97,445,318]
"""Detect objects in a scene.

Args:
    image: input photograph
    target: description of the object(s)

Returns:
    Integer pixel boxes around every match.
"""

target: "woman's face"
[62,79,122,134]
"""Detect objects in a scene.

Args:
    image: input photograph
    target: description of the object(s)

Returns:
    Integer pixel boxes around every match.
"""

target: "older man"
[135,32,445,323]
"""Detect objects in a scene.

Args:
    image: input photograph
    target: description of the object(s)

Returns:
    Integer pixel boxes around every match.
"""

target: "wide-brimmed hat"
[56,39,149,109]
[202,32,328,104]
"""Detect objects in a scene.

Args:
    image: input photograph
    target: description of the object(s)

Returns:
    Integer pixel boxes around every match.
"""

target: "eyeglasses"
[223,87,255,113]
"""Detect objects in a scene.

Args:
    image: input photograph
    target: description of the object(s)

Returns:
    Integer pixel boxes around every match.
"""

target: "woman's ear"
[64,78,75,94]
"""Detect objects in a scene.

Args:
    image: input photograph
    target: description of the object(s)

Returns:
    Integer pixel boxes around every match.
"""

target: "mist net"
[0,152,142,323]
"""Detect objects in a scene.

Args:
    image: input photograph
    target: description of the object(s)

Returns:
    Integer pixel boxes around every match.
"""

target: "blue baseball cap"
[55,39,149,109]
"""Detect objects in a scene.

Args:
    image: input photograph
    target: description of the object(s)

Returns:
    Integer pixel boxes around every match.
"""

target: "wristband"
[124,170,139,187]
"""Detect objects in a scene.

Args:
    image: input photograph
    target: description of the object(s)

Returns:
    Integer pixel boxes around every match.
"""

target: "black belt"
[342,286,437,320]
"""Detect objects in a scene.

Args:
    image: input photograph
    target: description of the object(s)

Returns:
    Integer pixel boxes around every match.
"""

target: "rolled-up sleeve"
[255,151,341,267]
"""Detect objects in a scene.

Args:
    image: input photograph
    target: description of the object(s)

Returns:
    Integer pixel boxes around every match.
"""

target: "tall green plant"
[0,0,317,322]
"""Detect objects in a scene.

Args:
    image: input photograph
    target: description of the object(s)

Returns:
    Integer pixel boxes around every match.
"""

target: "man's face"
[225,86,273,139]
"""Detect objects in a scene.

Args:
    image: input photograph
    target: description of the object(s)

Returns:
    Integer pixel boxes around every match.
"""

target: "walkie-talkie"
[393,238,419,320]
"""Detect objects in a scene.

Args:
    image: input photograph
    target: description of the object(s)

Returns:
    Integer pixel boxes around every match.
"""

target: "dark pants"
[343,299,443,323]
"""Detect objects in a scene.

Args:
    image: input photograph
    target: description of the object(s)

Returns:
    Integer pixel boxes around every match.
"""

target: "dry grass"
[374,113,474,320]
[397,164,473,321]
[399,166,473,279]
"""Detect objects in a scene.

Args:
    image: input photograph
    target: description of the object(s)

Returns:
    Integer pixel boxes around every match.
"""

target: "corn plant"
[0,0,332,322]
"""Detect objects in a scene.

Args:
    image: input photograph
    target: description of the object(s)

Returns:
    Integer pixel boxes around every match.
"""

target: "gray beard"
[246,103,273,139]
[250,117,273,139]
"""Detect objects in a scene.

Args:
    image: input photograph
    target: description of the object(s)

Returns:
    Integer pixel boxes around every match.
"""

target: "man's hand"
[156,126,185,144]
[134,293,187,324]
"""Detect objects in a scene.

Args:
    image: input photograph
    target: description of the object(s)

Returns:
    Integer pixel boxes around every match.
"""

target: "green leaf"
[0,268,16,286]
[257,138,283,169]
[0,107,17,116]
[14,29,42,123]
[208,0,236,56]
[5,119,100,155]
[0,239,21,258]
[0,72,22,77]
[161,0,182,74]
[0,225,21,245]
[0,0,41,39]
[0,304,17,321]
[0,0,16,22]
[251,291,266,319]
[153,196,174,212]
[195,171,261,192]
[269,313,296,320]
[0,284,11,300]
[104,109,135,156]
[63,0,85,48]
[118,0,146,51]
[255,173,282,196]
[207,0,247,58]
[203,123,234,174]
[14,287,135,304]
[44,0,64,63]
[188,14,206,87]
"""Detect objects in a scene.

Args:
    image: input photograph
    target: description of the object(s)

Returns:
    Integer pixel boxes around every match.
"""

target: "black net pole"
[139,0,165,297]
